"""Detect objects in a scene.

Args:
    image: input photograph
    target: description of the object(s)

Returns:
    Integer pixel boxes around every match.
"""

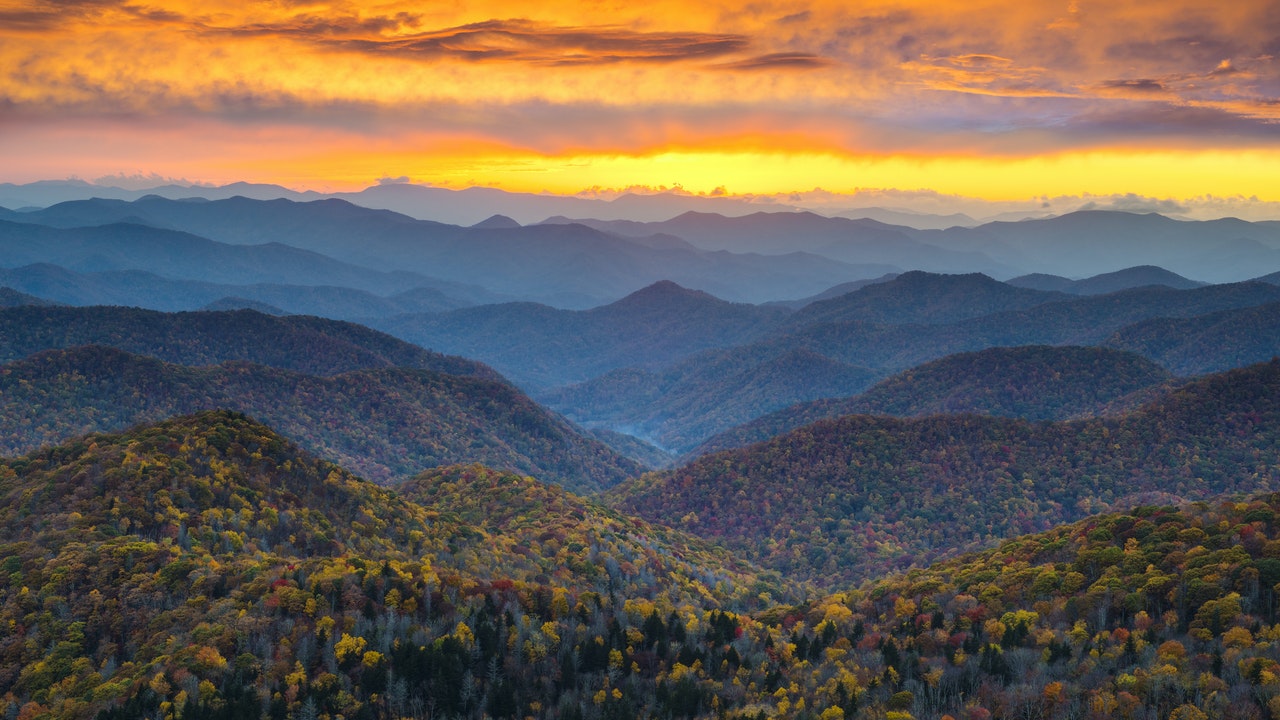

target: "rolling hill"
[1008,265,1206,294]
[0,263,478,318]
[374,281,791,389]
[0,411,781,720]
[0,286,53,307]
[0,305,497,379]
[0,345,639,491]
[689,345,1174,456]
[609,359,1280,586]
[1105,301,1280,375]
[0,218,429,293]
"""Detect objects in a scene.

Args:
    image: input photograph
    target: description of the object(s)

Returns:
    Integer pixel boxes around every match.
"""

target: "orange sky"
[2,0,1278,202]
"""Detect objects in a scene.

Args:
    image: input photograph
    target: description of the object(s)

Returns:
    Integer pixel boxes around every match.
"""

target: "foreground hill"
[0,412,791,720]
[399,465,771,591]
[692,346,1173,456]
[375,281,790,389]
[815,493,1280,720]
[610,359,1280,586]
[0,346,639,491]
[0,305,496,380]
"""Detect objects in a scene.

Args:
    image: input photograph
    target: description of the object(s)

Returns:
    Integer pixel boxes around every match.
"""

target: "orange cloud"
[1,0,1278,201]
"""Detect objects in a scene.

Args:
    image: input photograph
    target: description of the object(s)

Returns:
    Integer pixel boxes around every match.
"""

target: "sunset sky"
[2,0,1278,208]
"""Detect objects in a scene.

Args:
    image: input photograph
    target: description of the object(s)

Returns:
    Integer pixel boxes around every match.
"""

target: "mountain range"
[6,180,1280,720]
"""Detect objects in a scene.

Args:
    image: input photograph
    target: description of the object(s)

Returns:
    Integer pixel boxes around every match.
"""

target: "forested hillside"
[0,412,785,720]
[691,346,1173,457]
[610,360,1280,586]
[0,346,638,491]
[0,306,498,380]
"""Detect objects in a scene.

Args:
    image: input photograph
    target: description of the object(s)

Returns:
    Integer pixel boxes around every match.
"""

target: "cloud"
[712,52,832,71]
[222,18,753,66]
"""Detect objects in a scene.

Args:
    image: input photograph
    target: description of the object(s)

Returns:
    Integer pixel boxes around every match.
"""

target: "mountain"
[543,211,1009,275]
[919,210,1280,282]
[373,281,791,389]
[608,359,1280,586]
[746,280,1280,375]
[1007,265,1206,294]
[7,196,888,305]
[691,345,1174,457]
[0,218,430,293]
[785,271,1069,328]
[545,280,1280,451]
[0,305,497,379]
[0,286,54,307]
[0,179,803,224]
[1105,301,1280,375]
[0,411,782,720]
[470,213,521,229]
[0,263,477,319]
[542,347,877,454]
[0,345,640,490]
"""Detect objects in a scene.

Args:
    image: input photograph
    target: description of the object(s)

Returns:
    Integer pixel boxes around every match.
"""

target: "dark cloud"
[343,20,749,65]
[713,52,832,71]
[0,0,128,31]
[1100,78,1169,93]
[203,17,750,66]
[1105,34,1243,69]
[210,12,422,40]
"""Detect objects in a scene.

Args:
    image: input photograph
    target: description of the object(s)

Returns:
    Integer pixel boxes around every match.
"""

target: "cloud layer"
[1,0,1277,199]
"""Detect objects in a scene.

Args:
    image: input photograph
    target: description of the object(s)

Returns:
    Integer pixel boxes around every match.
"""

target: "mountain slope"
[0,305,496,379]
[0,218,428,292]
[375,281,791,389]
[543,347,877,454]
[0,263,477,318]
[918,210,1280,282]
[820,493,1280,720]
[691,345,1173,456]
[1008,265,1206,294]
[8,196,888,305]
[0,345,640,490]
[1105,301,1280,375]
[545,211,1008,274]
[0,286,53,307]
[609,359,1280,586]
[785,271,1068,328]
[0,412,780,720]
[538,281,1280,453]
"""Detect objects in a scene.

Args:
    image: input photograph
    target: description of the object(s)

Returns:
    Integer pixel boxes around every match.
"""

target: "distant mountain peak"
[471,213,521,229]
[610,280,722,308]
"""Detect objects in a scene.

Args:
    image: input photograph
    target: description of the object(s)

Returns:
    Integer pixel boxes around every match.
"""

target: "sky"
[2,0,1278,212]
